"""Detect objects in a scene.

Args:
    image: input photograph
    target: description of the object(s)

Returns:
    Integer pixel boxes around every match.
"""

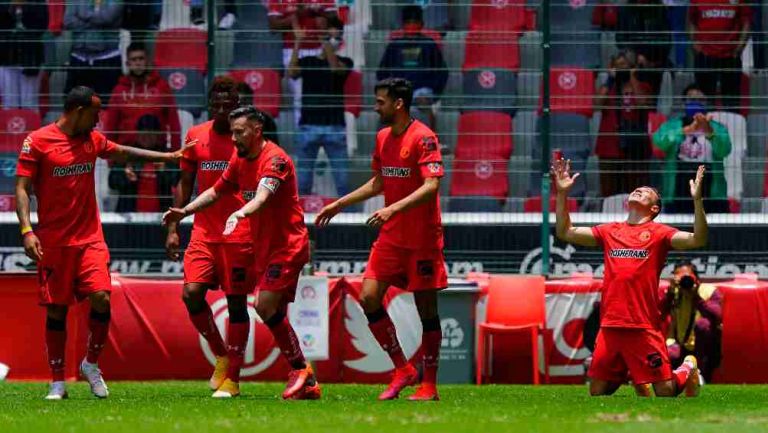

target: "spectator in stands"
[377,6,448,130]
[0,1,47,111]
[63,0,123,105]
[288,17,351,197]
[103,43,181,151]
[234,81,280,145]
[616,0,670,96]
[122,0,161,35]
[108,115,178,212]
[190,0,237,29]
[595,50,655,197]
[269,0,339,123]
[660,260,722,382]
[652,84,731,213]
[688,0,751,112]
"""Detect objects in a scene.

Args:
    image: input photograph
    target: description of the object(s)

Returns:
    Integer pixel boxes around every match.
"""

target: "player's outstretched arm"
[552,158,598,247]
[367,177,439,228]
[671,165,708,250]
[223,181,275,236]
[15,176,43,261]
[108,140,196,165]
[315,174,383,228]
[162,186,221,227]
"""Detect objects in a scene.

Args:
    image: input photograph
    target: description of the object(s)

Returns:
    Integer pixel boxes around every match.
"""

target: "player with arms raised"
[315,78,446,401]
[163,106,320,400]
[16,86,189,400]
[552,158,707,397]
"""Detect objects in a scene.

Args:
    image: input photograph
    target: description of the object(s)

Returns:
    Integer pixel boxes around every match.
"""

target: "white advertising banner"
[289,276,330,361]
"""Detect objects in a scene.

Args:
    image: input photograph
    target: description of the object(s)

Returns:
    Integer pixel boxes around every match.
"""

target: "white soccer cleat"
[80,359,109,398]
[44,381,68,400]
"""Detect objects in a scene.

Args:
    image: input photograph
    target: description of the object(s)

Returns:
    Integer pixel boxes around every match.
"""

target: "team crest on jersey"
[400,146,411,159]
[639,231,651,242]
[84,140,94,153]
[20,136,32,154]
[270,156,287,174]
[421,136,437,152]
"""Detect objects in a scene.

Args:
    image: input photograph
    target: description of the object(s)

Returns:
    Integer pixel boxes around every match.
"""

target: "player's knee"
[255,303,278,323]
[182,285,206,312]
[652,381,677,397]
[46,305,68,321]
[359,292,382,314]
[89,291,110,312]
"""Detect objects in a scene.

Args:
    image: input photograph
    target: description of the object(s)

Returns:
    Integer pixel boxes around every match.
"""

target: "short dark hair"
[683,83,704,97]
[374,78,414,111]
[648,186,663,218]
[235,81,253,102]
[229,105,266,124]
[673,259,699,278]
[126,42,146,55]
[327,15,344,31]
[402,5,423,24]
[136,114,162,132]
[209,75,239,99]
[64,86,96,112]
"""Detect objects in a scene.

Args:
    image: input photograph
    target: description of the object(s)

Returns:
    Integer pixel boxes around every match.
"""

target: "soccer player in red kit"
[552,158,707,397]
[165,77,258,398]
[163,106,320,400]
[15,86,189,400]
[315,78,446,401]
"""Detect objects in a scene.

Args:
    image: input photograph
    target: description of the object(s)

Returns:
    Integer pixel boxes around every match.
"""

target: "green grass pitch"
[1,382,767,433]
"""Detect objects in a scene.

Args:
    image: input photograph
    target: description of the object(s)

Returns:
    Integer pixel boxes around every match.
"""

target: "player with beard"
[315,78,446,401]
[552,158,708,397]
[16,86,189,400]
[163,106,319,400]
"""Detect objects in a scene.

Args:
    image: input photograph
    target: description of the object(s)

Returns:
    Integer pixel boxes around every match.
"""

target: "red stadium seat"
[463,31,520,72]
[476,275,549,384]
[523,196,578,212]
[0,109,41,153]
[469,0,526,32]
[344,70,363,117]
[454,111,513,158]
[449,158,510,200]
[299,195,335,213]
[153,28,208,73]
[229,69,281,118]
[539,67,595,117]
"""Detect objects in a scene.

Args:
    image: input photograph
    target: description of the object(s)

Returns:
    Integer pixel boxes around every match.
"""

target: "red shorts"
[256,261,305,302]
[363,241,448,292]
[37,241,111,306]
[183,240,257,295]
[588,327,673,385]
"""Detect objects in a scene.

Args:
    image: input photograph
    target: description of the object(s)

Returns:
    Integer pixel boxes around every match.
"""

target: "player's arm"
[108,140,194,165]
[165,169,195,260]
[315,174,383,227]
[671,165,708,250]
[162,185,222,227]
[552,158,598,247]
[366,176,439,228]
[222,178,278,235]
[15,176,43,261]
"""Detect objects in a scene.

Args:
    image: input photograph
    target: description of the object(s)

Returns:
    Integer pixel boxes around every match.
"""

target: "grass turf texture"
[1,383,767,433]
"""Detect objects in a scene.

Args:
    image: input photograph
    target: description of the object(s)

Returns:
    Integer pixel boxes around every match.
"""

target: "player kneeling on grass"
[315,78,446,401]
[16,86,191,400]
[552,158,707,397]
[163,106,320,400]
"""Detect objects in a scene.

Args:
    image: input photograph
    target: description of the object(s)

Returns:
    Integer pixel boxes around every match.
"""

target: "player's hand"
[23,233,43,262]
[690,165,706,201]
[165,231,180,261]
[162,207,187,226]
[168,139,198,162]
[366,207,395,229]
[550,158,580,194]
[315,201,342,228]
[223,210,246,236]
[124,166,138,182]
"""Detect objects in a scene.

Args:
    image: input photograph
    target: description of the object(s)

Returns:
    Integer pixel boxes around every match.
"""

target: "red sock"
[46,329,66,382]
[189,305,227,357]
[422,329,441,385]
[268,316,306,370]
[673,362,693,395]
[368,313,407,369]
[226,322,249,382]
[86,313,110,364]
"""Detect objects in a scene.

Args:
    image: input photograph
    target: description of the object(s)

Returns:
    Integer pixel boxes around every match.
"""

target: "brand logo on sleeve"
[381,166,411,178]
[52,162,94,177]
[609,249,649,259]
[200,161,229,171]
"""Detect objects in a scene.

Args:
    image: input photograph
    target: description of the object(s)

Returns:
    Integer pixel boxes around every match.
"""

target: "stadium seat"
[742,157,764,198]
[468,0,526,32]
[550,0,596,32]
[507,154,532,199]
[214,30,234,72]
[435,110,459,152]
[523,195,578,212]
[710,111,746,200]
[512,110,537,157]
[0,109,41,153]
[519,31,542,71]
[153,28,208,73]
[234,1,270,30]
[449,196,505,212]
[602,193,629,213]
[543,67,595,117]
[276,110,296,154]
[0,152,17,198]
[371,2,400,30]
[476,275,548,384]
[550,32,600,68]
[450,0,471,30]
[599,31,617,71]
[299,195,335,214]
[159,68,206,118]
[361,70,378,108]
[344,70,363,117]
[462,69,517,115]
[463,31,520,72]
[354,111,381,157]
[749,70,768,112]
[747,113,768,157]
[449,158,511,202]
[230,30,283,70]
[177,109,195,148]
[363,30,388,70]
[229,69,281,118]
[422,1,451,30]
[443,31,467,72]
[516,71,540,109]
[443,71,463,107]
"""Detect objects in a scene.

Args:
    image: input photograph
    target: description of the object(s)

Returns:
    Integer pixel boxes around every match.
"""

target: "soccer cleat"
[209,356,229,390]
[683,355,701,397]
[378,364,419,400]
[44,381,68,400]
[80,359,109,398]
[289,382,322,400]
[407,383,440,401]
[282,364,316,400]
[212,379,240,398]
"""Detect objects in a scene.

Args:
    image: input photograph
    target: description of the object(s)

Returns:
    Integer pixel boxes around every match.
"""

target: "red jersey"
[592,221,679,330]
[214,141,309,266]
[372,120,444,250]
[16,124,117,247]
[689,0,751,58]
[180,121,250,244]
[267,0,337,49]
